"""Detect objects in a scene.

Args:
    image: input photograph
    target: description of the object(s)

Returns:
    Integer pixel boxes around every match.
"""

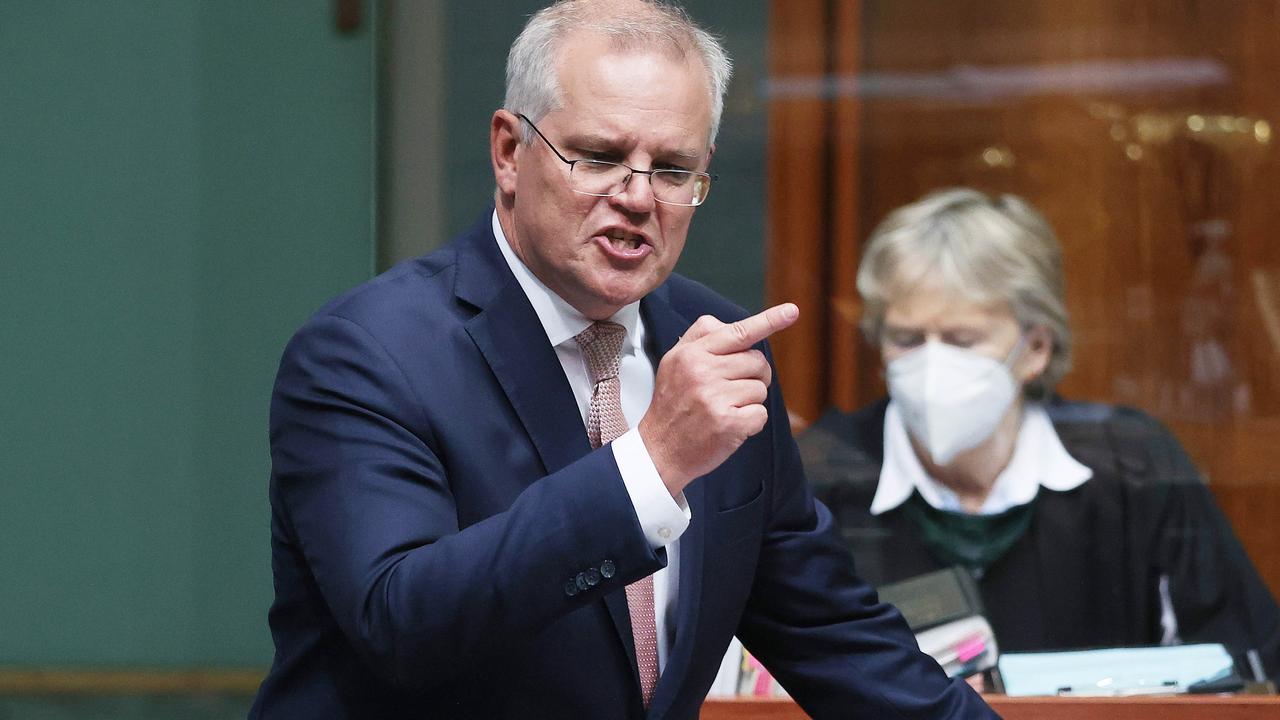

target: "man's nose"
[610,172,656,213]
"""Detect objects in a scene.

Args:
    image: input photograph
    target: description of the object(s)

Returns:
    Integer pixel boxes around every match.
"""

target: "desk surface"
[700,695,1280,720]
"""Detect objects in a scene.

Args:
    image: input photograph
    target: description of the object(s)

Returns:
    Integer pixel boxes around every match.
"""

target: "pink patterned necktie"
[574,321,660,708]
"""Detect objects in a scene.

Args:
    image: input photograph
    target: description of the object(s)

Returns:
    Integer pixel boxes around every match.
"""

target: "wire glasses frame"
[516,113,715,207]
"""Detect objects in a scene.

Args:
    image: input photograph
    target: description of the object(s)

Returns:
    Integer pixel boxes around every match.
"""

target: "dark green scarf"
[900,491,1037,575]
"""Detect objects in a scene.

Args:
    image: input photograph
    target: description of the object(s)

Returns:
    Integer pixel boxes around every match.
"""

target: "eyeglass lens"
[570,161,709,206]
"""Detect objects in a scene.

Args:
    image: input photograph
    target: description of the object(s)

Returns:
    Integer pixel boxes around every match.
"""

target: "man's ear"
[491,110,522,197]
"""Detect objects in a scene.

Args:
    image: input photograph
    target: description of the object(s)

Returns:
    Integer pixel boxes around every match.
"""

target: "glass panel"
[765,0,1280,648]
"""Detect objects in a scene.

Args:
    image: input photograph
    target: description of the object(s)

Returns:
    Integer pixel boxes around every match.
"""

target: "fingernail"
[781,304,798,321]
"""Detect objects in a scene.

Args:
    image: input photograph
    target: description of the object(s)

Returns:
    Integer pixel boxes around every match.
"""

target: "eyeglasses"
[516,113,715,207]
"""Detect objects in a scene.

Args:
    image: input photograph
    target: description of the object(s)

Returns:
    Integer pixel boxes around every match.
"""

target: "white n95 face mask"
[886,339,1023,465]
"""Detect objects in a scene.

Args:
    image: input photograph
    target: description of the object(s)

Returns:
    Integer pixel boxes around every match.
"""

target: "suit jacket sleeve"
[269,313,663,691]
[734,351,996,719]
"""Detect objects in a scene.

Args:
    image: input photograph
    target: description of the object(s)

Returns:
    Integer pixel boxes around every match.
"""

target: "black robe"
[803,398,1280,682]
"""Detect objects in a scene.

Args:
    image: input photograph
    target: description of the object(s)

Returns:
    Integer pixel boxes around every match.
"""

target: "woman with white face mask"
[801,188,1280,682]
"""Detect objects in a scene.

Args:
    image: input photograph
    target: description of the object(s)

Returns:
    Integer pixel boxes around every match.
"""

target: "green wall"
[0,1,376,667]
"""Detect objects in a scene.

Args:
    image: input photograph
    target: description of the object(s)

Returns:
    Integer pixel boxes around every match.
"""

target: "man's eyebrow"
[562,132,614,149]
[564,132,704,160]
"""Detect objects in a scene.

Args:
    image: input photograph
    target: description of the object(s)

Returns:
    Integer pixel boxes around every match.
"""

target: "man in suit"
[250,1,997,717]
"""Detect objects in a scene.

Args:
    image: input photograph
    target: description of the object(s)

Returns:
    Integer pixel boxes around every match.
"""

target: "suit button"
[585,568,601,586]
[600,560,616,578]
[575,572,590,591]
[564,579,580,597]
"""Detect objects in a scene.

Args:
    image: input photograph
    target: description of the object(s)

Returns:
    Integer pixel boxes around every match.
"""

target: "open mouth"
[603,229,646,252]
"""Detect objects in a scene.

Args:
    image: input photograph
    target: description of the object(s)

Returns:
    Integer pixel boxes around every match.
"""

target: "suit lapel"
[640,288,709,717]
[456,218,590,476]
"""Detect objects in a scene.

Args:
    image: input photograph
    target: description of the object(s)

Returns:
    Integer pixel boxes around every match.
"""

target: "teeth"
[605,232,642,250]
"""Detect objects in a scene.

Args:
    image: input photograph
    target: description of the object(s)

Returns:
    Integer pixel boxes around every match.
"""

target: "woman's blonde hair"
[857,187,1071,398]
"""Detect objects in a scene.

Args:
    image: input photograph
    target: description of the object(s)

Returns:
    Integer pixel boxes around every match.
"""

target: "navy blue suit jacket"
[249,213,995,719]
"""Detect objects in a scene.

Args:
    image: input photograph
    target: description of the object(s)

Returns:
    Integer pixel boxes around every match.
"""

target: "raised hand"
[638,303,799,496]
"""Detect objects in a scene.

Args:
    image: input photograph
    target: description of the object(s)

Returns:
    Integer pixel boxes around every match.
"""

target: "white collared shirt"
[492,212,689,670]
[872,401,1093,516]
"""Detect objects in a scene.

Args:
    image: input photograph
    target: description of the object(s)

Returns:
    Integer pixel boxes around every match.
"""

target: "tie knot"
[574,321,626,384]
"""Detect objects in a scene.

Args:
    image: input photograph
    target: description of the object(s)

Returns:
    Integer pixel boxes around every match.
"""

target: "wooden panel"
[826,0,865,414]
[766,1,837,423]
[989,695,1280,720]
[700,696,1280,720]
[701,697,810,720]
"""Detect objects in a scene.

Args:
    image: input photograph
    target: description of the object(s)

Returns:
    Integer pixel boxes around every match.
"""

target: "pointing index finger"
[701,303,800,355]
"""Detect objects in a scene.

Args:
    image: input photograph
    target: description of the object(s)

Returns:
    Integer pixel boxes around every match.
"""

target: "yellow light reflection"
[981,146,1015,168]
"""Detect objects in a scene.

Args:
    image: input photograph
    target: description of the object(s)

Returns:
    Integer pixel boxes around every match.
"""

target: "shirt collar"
[491,211,642,354]
[871,401,1093,516]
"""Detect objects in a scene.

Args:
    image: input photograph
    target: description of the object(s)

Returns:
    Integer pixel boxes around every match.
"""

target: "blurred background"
[1,1,1275,718]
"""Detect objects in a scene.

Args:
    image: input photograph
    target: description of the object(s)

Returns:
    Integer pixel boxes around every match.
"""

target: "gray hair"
[503,0,732,147]
[857,188,1072,398]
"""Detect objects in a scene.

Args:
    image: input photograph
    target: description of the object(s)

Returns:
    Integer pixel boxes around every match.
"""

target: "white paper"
[997,643,1235,697]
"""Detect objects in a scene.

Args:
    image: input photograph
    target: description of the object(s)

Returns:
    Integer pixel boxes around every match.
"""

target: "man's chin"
[577,286,649,320]
[599,274,668,308]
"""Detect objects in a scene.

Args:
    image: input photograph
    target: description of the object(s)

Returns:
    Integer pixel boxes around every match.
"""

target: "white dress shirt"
[872,401,1092,516]
[492,212,690,670]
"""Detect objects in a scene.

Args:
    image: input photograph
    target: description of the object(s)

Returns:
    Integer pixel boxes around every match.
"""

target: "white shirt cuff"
[612,427,690,549]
